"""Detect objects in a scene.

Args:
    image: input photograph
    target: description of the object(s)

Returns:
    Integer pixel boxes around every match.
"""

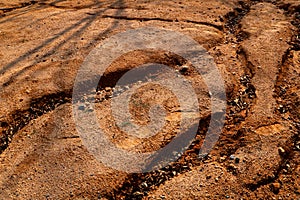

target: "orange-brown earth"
[0,0,299,199]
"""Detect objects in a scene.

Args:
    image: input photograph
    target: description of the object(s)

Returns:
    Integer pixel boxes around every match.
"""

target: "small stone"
[87,107,93,112]
[278,147,285,155]
[228,163,237,170]
[211,155,218,161]
[133,191,143,196]
[220,156,226,162]
[179,65,189,73]
[199,152,208,159]
[278,105,286,113]
[141,182,148,188]
[78,104,85,110]
[105,87,111,92]
[295,142,300,151]
[272,182,281,191]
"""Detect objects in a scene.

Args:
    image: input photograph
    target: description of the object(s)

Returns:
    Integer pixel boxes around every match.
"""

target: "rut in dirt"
[0,91,71,154]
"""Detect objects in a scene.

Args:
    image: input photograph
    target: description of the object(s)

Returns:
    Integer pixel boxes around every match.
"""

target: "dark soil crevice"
[273,49,299,121]
[288,9,300,51]
[103,115,212,200]
[97,51,186,90]
[102,15,223,31]
[236,47,256,78]
[273,2,300,122]
[0,90,72,154]
[223,0,254,41]
[107,5,147,10]
[219,127,248,158]
[0,0,38,14]
[220,73,257,157]
[40,1,105,10]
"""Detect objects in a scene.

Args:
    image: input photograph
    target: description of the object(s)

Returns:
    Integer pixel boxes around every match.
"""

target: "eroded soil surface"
[0,0,299,199]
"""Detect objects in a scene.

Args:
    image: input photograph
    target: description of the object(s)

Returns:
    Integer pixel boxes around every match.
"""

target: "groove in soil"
[0,0,38,13]
[0,91,72,154]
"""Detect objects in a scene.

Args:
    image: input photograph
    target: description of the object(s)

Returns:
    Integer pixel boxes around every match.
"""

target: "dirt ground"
[0,0,299,199]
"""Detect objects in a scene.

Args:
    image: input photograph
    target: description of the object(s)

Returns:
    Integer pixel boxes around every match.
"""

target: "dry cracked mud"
[0,0,299,199]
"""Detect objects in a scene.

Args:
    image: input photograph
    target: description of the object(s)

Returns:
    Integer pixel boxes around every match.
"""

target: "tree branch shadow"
[1,0,125,87]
